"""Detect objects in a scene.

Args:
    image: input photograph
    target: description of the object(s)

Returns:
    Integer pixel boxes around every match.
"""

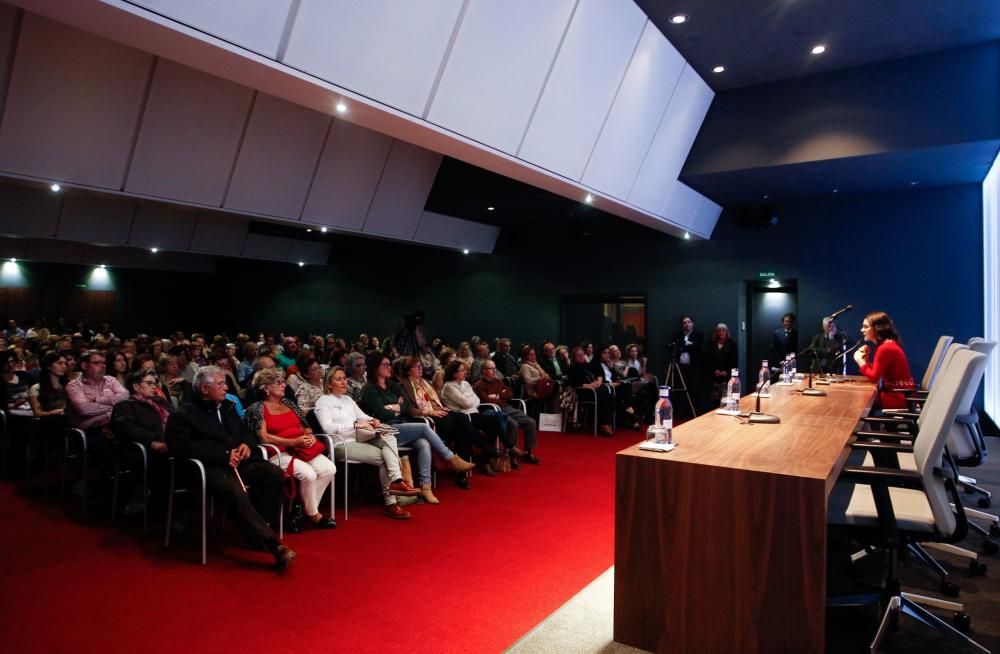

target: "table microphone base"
[748,412,781,424]
[802,388,828,396]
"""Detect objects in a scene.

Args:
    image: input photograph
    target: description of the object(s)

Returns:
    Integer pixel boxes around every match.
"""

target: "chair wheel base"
[940,580,960,597]
[982,540,999,555]
[978,497,992,509]
[969,560,988,575]
[953,612,971,633]
[989,524,1000,538]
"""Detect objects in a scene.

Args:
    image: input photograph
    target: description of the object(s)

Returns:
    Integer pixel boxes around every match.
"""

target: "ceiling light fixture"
[298,261,305,267]
[909,181,919,186]
[320,227,328,233]
[584,193,594,204]
[462,248,470,255]
[811,44,826,55]
[487,206,495,211]
[50,183,61,192]
[712,66,725,74]
[150,248,158,254]
[683,231,691,240]
[9,258,16,263]
[306,228,313,232]
[99,264,106,269]
[669,13,688,24]
[336,102,347,113]
[832,188,839,193]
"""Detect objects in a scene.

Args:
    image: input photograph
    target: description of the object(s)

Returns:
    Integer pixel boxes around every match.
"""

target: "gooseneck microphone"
[824,304,853,321]
[748,370,781,424]
[797,344,827,396]
[830,335,866,369]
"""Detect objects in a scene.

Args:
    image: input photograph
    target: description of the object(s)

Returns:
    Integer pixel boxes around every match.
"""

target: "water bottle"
[789,353,797,380]
[726,368,740,411]
[758,360,770,394]
[781,356,790,383]
[654,386,673,444]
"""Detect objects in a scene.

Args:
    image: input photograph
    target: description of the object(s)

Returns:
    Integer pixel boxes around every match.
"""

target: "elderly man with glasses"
[473,361,540,465]
[165,366,294,571]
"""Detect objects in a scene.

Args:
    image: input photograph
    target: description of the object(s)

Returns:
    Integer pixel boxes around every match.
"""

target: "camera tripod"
[663,359,697,417]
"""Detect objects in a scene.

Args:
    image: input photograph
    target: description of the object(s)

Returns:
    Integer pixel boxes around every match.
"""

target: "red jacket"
[859,340,915,410]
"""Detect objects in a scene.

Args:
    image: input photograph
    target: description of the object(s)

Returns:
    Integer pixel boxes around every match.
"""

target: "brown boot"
[450,454,475,472]
[420,483,440,505]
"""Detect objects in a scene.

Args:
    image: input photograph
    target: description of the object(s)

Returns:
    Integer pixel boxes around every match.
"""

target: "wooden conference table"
[614,378,876,653]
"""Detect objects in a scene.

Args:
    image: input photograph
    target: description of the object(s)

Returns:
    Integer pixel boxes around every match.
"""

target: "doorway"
[561,294,646,349]
[746,279,798,384]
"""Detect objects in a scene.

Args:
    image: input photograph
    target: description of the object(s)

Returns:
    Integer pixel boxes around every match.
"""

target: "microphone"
[824,304,853,321]
[830,335,865,369]
[797,344,827,396]
[748,369,781,424]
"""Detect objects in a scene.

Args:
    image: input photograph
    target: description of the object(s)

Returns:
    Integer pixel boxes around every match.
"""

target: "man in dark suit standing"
[668,315,705,417]
[165,365,294,571]
[770,313,798,371]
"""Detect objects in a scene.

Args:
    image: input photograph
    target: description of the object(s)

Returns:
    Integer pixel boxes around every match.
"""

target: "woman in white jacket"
[314,367,420,517]
[440,361,513,476]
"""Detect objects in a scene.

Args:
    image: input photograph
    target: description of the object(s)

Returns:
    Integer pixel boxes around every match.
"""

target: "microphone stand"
[828,336,864,381]
[798,344,826,396]
[748,369,780,423]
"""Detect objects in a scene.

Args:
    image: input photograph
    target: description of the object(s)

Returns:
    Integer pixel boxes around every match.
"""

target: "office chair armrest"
[879,410,920,420]
[854,430,914,443]
[850,441,913,454]
[839,465,924,490]
[863,415,914,425]
[510,398,526,413]
[478,403,502,413]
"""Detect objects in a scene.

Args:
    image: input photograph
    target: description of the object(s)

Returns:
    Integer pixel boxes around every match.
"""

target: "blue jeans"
[392,421,453,486]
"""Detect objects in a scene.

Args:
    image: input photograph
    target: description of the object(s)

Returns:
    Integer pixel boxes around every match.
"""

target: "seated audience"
[456,341,474,369]
[237,341,258,384]
[469,342,492,382]
[432,347,456,393]
[165,366,295,570]
[28,351,68,418]
[244,367,336,530]
[360,353,475,493]
[473,360,540,465]
[158,353,192,408]
[344,351,367,401]
[492,338,520,379]
[567,346,616,436]
[539,341,566,381]
[1,350,32,409]
[519,346,552,400]
[65,350,130,459]
[593,345,641,430]
[293,356,324,412]
[440,360,510,475]
[314,366,418,518]
[108,351,129,386]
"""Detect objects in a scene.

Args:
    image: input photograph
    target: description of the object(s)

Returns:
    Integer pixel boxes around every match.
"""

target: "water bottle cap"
[762,360,768,366]
[658,385,670,397]
[731,368,739,376]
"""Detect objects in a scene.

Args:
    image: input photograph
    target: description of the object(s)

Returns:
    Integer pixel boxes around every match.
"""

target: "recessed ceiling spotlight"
[99,264,106,269]
[306,228,313,233]
[683,231,691,239]
[763,194,770,199]
[9,258,16,263]
[336,102,347,113]
[584,193,594,204]
[811,44,826,55]
[320,226,328,233]
[487,206,495,211]
[669,13,688,24]
[150,248,158,254]
[909,181,919,186]
[712,66,725,74]
[298,261,305,267]
[50,183,61,192]
[462,248,470,255]
[832,188,839,193]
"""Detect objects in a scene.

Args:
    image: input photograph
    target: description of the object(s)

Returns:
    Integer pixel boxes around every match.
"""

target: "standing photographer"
[667,315,705,418]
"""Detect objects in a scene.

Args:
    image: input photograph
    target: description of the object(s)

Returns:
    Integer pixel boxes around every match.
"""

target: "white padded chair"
[828,348,989,653]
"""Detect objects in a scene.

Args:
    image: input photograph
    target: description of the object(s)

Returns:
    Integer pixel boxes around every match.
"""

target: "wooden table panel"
[614,380,876,653]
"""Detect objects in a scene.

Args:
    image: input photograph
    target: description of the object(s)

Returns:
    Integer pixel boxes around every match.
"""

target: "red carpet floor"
[0,429,636,654]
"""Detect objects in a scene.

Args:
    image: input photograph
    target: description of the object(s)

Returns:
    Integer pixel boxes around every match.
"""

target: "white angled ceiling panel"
[57,194,134,245]
[0,14,152,189]
[691,194,723,237]
[283,0,464,116]
[287,240,330,265]
[126,60,254,206]
[242,233,292,261]
[363,140,441,239]
[457,220,500,253]
[129,203,198,250]
[301,120,393,231]
[582,21,684,199]
[130,0,294,58]
[519,0,646,180]
[82,244,134,268]
[0,184,60,237]
[427,0,577,154]
[629,64,714,213]
[413,211,462,248]
[189,213,248,256]
[224,93,330,219]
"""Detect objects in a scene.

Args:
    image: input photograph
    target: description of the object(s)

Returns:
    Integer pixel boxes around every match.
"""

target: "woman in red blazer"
[854,311,916,410]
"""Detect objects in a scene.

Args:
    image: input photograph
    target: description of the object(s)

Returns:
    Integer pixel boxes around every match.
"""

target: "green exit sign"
[75,283,88,288]
[758,272,775,278]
